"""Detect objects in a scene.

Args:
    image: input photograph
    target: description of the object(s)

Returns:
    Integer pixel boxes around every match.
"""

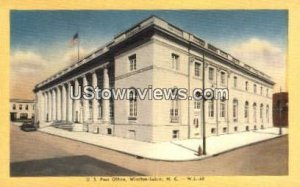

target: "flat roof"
[34,15,274,91]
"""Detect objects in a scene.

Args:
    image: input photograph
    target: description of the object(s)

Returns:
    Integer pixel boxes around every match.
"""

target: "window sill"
[170,119,179,123]
[128,117,137,121]
[193,76,202,80]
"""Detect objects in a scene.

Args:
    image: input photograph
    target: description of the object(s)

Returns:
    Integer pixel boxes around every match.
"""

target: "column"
[52,89,57,121]
[48,91,52,121]
[67,82,73,122]
[41,92,45,122]
[83,75,89,122]
[74,79,80,123]
[44,92,48,122]
[62,84,67,121]
[92,71,99,122]
[57,86,62,120]
[36,91,44,123]
[102,67,110,123]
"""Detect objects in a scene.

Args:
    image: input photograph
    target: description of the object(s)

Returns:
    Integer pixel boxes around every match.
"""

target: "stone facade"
[33,16,274,142]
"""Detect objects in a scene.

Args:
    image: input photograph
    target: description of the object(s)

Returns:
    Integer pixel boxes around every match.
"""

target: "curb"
[38,128,288,162]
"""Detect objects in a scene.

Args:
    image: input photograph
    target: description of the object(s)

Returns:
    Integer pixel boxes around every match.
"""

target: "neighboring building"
[33,16,274,142]
[10,99,35,121]
[273,92,288,127]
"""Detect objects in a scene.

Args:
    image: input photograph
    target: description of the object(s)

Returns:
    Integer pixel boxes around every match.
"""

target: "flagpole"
[77,33,80,62]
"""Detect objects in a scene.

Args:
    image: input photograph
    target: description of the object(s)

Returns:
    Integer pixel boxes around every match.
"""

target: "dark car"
[20,122,37,132]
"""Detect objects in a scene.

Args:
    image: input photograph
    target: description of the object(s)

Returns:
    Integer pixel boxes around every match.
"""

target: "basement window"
[172,130,179,139]
[211,128,216,134]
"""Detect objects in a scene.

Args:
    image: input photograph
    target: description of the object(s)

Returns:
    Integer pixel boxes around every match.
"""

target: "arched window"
[25,104,29,110]
[253,103,257,123]
[98,100,102,119]
[12,104,16,110]
[253,84,257,93]
[266,105,269,123]
[19,104,22,110]
[245,81,248,91]
[233,99,238,122]
[244,101,249,122]
[89,100,93,120]
[260,104,264,122]
[129,89,137,118]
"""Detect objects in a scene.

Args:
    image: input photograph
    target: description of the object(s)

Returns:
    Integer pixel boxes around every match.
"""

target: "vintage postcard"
[0,0,299,187]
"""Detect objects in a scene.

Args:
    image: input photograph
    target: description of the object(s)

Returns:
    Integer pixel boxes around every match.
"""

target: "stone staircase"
[51,120,73,131]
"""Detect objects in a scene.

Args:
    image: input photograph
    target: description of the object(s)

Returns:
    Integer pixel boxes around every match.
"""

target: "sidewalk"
[38,126,288,161]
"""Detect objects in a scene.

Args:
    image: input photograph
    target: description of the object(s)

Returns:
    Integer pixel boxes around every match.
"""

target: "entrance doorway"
[10,112,17,121]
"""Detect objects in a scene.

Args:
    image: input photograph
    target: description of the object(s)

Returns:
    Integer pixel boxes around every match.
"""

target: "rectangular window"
[20,113,28,119]
[194,62,201,77]
[170,100,179,122]
[220,101,226,118]
[193,118,199,128]
[208,67,214,81]
[129,54,136,71]
[194,101,201,110]
[208,101,214,117]
[220,71,226,85]
[98,101,102,119]
[172,130,179,139]
[171,53,179,70]
[233,100,238,122]
[233,76,237,88]
[129,92,137,119]
[254,84,257,93]
[211,128,216,134]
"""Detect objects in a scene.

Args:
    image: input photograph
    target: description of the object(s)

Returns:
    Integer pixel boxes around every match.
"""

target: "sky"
[10,10,288,99]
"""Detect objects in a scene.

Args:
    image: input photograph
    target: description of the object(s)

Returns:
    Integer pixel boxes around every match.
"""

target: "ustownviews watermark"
[69,85,229,101]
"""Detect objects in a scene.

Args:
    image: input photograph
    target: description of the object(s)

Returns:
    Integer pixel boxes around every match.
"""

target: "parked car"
[20,122,37,132]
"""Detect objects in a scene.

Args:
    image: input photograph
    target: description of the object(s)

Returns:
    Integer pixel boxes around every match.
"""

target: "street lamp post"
[202,53,206,155]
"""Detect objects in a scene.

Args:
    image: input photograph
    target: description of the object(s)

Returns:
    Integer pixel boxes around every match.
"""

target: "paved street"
[10,124,288,176]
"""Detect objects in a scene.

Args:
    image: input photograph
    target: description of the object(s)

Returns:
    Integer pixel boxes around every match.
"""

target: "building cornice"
[34,15,274,92]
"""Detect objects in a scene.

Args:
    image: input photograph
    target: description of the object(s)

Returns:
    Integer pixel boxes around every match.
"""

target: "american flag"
[69,33,79,47]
